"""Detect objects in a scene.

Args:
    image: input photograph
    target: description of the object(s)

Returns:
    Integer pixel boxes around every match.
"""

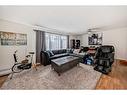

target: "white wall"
[103,28,127,60]
[81,34,88,47]
[0,19,36,75]
[81,27,127,60]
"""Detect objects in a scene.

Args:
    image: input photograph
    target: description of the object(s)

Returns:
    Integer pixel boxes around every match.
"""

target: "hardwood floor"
[0,75,8,88]
[0,59,127,89]
[96,59,127,89]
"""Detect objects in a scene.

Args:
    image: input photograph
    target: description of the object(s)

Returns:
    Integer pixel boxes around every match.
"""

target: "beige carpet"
[1,64,101,89]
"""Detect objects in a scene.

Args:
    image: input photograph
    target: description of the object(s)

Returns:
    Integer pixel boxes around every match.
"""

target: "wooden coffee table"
[51,56,80,76]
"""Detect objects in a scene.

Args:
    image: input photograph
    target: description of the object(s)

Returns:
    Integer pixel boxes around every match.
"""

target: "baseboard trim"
[116,59,127,66]
[0,68,11,77]
[0,68,10,72]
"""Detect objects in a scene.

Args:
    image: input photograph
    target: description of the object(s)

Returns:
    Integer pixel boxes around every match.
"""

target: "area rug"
[1,64,101,89]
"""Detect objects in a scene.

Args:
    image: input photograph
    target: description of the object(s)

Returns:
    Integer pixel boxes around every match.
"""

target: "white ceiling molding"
[33,25,71,35]
[0,18,34,28]
[0,18,71,35]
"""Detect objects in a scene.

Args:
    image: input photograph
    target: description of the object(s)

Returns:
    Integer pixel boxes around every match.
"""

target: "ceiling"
[0,6,127,35]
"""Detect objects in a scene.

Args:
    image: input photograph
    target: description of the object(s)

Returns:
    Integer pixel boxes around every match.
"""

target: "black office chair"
[94,45,115,74]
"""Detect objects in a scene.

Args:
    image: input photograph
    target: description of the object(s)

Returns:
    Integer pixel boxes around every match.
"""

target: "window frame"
[45,33,68,50]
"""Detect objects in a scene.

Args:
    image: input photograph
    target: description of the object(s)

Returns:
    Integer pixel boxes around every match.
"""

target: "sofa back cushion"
[52,50,59,55]
[52,49,67,55]
[58,49,66,54]
[46,50,55,57]
[67,48,74,53]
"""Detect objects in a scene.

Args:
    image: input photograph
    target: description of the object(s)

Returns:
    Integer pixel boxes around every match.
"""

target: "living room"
[0,6,127,91]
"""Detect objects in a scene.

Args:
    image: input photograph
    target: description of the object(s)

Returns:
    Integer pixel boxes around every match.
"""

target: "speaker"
[76,40,80,49]
[70,39,75,49]
[70,39,80,49]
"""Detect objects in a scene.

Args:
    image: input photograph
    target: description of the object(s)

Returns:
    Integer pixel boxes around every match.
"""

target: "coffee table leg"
[77,63,79,66]
[51,65,54,70]
[58,73,61,76]
[51,65,53,69]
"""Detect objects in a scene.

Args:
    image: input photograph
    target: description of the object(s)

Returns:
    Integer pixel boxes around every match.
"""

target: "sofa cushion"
[67,49,74,53]
[58,49,67,54]
[50,53,69,59]
[52,50,59,55]
[52,49,67,54]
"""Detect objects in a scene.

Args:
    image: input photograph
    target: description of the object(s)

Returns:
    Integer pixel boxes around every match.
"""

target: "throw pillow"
[50,51,54,56]
[46,51,51,57]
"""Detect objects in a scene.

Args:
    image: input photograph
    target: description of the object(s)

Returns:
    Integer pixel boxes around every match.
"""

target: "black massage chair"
[94,45,115,74]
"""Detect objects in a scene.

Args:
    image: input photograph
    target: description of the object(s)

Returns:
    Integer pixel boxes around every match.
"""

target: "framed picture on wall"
[0,31,27,46]
[16,33,27,45]
[0,32,16,45]
[88,32,102,45]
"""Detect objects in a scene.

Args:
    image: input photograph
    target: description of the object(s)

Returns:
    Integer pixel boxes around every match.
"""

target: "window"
[45,33,68,50]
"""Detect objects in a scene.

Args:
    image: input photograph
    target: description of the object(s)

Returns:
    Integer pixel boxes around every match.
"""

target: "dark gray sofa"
[40,49,73,66]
